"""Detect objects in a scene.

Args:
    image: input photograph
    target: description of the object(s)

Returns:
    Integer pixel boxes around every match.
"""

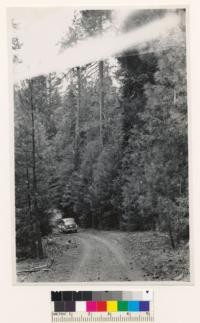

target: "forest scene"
[11,8,189,282]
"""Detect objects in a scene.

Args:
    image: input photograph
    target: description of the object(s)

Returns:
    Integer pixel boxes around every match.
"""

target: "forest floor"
[16,230,189,283]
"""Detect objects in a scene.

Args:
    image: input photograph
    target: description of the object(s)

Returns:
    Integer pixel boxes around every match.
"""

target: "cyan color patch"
[128,301,140,312]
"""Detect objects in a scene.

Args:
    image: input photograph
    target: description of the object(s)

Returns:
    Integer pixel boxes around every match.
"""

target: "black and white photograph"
[9,7,189,283]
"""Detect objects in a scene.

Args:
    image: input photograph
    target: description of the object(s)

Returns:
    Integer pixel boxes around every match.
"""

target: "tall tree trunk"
[167,215,175,249]
[74,67,81,168]
[25,151,31,219]
[29,79,44,259]
[76,67,81,144]
[47,73,52,107]
[91,213,95,229]
[99,60,104,147]
[25,150,37,254]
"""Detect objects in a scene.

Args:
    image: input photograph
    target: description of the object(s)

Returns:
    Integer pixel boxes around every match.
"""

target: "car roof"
[63,218,75,222]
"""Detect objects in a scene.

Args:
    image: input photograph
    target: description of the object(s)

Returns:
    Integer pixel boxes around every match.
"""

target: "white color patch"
[76,301,86,312]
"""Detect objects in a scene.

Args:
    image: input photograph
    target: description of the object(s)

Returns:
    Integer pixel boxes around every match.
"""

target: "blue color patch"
[139,301,149,312]
[128,301,140,312]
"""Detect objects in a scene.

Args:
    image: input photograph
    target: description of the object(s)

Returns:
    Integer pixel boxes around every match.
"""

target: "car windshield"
[63,218,75,225]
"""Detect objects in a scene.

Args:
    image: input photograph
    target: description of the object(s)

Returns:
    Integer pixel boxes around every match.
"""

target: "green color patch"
[118,301,128,311]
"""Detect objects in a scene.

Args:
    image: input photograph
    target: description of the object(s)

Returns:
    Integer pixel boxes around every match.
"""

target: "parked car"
[58,218,78,233]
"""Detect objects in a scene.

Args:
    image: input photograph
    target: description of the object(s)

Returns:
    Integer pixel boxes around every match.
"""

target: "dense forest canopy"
[13,9,188,258]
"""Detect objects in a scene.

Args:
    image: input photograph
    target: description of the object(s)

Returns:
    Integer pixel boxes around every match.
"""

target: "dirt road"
[17,230,145,282]
[71,231,144,281]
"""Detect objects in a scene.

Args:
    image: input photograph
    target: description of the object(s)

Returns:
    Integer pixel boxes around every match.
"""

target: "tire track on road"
[70,235,93,281]
[86,232,145,281]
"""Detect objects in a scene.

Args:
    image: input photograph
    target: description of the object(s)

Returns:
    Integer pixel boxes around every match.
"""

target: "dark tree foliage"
[117,51,158,231]
[118,18,188,247]
[117,51,157,145]
[123,9,167,32]
[15,75,61,258]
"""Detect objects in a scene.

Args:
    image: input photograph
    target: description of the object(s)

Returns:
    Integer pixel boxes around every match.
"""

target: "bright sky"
[9,8,75,77]
[8,8,180,82]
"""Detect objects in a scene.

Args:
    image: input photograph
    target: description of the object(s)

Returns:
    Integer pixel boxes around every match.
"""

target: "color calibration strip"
[51,291,154,322]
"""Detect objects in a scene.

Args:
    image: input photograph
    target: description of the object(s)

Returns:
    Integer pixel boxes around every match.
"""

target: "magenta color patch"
[86,301,97,312]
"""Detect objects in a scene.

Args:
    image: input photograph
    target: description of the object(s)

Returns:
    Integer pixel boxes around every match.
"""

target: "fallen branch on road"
[17,267,51,274]
[17,258,54,275]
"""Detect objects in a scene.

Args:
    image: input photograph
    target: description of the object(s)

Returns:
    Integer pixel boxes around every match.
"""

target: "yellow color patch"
[107,301,118,312]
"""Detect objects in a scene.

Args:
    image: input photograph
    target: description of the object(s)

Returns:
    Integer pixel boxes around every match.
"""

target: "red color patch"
[97,301,107,312]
